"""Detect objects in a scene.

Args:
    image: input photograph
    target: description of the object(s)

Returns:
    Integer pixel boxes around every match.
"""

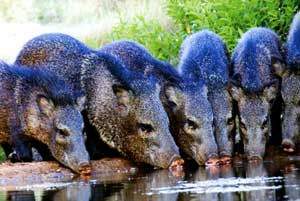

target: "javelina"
[178,30,234,164]
[230,27,282,160]
[101,40,220,166]
[0,61,90,174]
[15,33,183,169]
[275,12,300,152]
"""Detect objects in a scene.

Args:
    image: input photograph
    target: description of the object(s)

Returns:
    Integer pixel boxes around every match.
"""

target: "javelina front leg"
[9,137,32,162]
[9,117,32,162]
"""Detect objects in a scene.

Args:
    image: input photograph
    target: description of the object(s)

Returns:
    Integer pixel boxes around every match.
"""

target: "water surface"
[1,155,300,201]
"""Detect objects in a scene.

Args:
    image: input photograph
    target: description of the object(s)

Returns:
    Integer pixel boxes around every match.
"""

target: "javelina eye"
[83,132,87,141]
[138,123,153,133]
[239,122,246,130]
[227,117,234,125]
[261,117,268,130]
[167,101,178,112]
[56,128,69,137]
[186,119,198,130]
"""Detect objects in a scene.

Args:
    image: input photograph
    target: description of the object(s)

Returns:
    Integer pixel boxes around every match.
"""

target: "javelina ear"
[164,85,182,111]
[201,84,208,97]
[228,81,243,102]
[112,84,131,116]
[263,81,278,103]
[76,95,86,112]
[38,96,54,117]
[272,56,286,77]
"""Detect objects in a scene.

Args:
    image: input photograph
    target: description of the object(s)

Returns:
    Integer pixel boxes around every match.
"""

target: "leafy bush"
[166,0,300,52]
[111,16,183,65]
[110,0,299,65]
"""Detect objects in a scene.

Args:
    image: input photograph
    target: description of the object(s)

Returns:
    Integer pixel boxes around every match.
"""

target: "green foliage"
[0,146,6,162]
[165,0,300,52]
[111,16,183,65]
[110,0,299,65]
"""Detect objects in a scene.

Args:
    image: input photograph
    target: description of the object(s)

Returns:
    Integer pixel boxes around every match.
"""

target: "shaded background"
[1,0,299,64]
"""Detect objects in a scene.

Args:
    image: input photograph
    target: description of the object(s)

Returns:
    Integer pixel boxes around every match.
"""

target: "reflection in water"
[105,169,183,201]
[243,163,276,201]
[43,184,91,201]
[1,160,300,201]
[6,191,35,201]
[283,163,300,200]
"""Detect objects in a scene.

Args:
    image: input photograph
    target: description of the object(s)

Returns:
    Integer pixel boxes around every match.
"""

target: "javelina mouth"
[219,155,232,165]
[168,156,184,170]
[248,155,262,163]
[205,153,221,167]
[205,158,222,166]
[282,139,295,153]
[78,164,92,175]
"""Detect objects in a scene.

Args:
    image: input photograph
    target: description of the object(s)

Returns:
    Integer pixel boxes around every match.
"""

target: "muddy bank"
[0,158,138,190]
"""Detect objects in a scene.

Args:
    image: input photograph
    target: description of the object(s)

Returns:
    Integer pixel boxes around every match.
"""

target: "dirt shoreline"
[0,158,138,190]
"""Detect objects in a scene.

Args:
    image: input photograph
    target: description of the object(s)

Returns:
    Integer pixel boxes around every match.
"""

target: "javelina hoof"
[31,147,43,161]
[8,151,31,163]
[282,139,295,153]
[8,151,20,163]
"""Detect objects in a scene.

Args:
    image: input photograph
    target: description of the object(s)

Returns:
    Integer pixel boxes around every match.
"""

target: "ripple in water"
[146,176,283,195]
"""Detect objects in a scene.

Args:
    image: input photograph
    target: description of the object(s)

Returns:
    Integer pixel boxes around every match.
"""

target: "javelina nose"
[282,139,295,153]
[220,155,232,165]
[78,162,92,175]
[205,154,221,166]
[168,155,184,169]
[248,155,262,163]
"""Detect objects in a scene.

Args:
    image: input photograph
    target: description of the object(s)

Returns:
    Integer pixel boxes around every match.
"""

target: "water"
[1,157,300,201]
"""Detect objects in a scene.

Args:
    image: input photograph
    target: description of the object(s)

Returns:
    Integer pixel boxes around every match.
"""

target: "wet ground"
[1,149,300,201]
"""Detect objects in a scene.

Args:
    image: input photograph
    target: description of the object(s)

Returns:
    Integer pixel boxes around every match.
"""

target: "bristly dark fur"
[15,33,158,96]
[100,40,182,88]
[0,61,76,106]
[179,30,229,89]
[232,27,283,93]
[86,50,160,96]
[286,12,300,70]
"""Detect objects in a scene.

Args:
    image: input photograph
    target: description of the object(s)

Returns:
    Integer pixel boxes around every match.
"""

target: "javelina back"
[0,61,90,174]
[230,27,282,160]
[275,12,300,152]
[178,30,234,164]
[101,40,220,166]
[15,33,183,169]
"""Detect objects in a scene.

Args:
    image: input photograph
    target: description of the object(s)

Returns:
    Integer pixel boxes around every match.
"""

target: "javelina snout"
[29,97,91,174]
[166,83,219,166]
[278,12,300,152]
[280,73,300,152]
[205,153,222,166]
[52,106,90,174]
[229,84,277,160]
[149,146,183,169]
[178,30,234,164]
[115,78,183,169]
[282,138,297,153]
[210,89,235,163]
[231,27,282,160]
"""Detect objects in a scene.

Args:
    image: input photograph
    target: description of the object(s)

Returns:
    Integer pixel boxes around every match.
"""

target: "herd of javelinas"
[0,12,300,174]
